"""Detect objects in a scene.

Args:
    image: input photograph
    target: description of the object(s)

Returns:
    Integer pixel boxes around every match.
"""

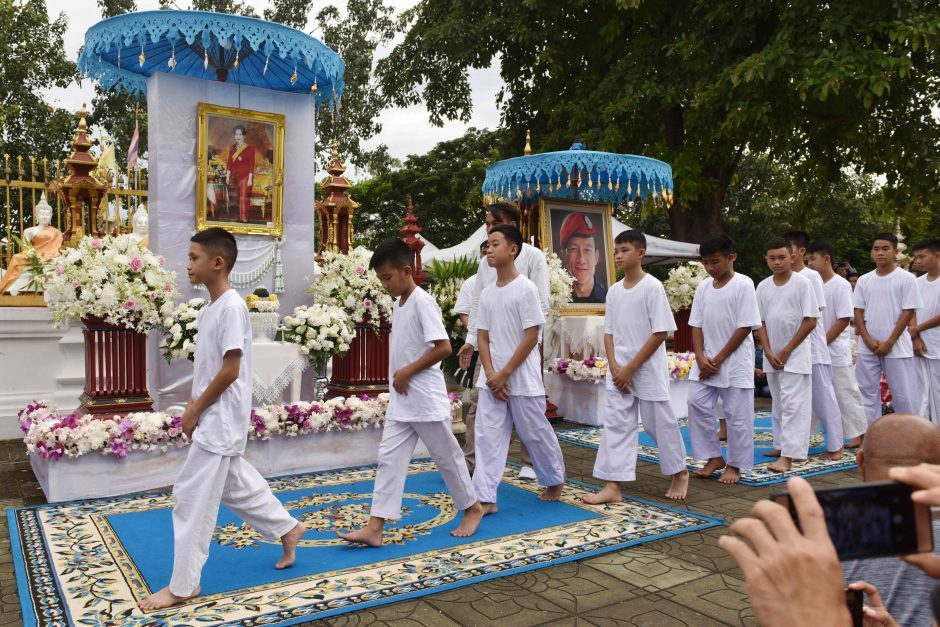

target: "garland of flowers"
[546,251,574,318]
[307,247,394,329]
[19,394,463,461]
[663,262,709,313]
[280,303,355,372]
[546,352,696,384]
[158,297,206,362]
[41,234,179,332]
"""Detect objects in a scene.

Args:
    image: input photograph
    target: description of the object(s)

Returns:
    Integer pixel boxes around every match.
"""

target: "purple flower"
[250,410,266,434]
[109,438,129,458]
[118,418,135,438]
[584,357,597,368]
[334,408,353,425]
[556,358,569,373]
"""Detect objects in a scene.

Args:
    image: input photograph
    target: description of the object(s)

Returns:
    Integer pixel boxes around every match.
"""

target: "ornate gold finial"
[332,140,339,161]
[78,104,88,130]
[524,129,532,156]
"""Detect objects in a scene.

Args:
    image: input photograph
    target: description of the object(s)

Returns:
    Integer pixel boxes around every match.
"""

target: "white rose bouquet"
[663,262,709,312]
[158,298,206,362]
[546,251,574,318]
[307,247,394,329]
[42,234,179,332]
[281,303,356,372]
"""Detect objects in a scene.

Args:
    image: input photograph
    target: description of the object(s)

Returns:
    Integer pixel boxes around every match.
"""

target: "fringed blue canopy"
[77,10,345,107]
[482,141,674,205]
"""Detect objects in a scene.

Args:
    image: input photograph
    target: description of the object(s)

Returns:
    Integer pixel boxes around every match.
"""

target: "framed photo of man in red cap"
[539,199,615,315]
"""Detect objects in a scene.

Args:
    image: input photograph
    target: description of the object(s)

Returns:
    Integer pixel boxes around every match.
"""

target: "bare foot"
[823,447,845,461]
[665,470,689,500]
[693,457,727,478]
[138,585,199,610]
[717,466,742,484]
[581,482,622,505]
[767,457,793,473]
[763,448,781,458]
[276,522,306,569]
[717,420,728,441]
[480,502,499,516]
[451,502,485,537]
[845,435,864,448]
[540,484,564,501]
[336,527,383,547]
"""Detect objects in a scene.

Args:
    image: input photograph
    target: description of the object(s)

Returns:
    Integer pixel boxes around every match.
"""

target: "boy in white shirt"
[472,224,566,510]
[139,228,305,610]
[911,238,940,425]
[687,234,761,485]
[339,239,484,546]
[807,241,868,447]
[854,233,923,423]
[582,230,689,502]
[756,237,820,473]
[454,241,486,473]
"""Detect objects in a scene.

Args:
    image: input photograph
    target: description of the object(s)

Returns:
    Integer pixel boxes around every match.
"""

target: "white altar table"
[546,373,691,426]
[252,340,308,404]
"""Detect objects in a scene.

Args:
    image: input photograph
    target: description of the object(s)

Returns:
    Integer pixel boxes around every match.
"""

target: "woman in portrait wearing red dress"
[226,125,256,222]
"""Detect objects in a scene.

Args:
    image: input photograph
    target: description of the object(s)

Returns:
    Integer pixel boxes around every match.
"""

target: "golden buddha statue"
[0,193,64,295]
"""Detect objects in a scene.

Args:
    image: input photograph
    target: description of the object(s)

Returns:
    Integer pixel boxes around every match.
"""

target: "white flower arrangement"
[42,234,179,332]
[429,276,465,340]
[663,262,709,313]
[158,298,206,362]
[281,303,356,370]
[546,251,574,318]
[545,357,608,383]
[307,247,394,328]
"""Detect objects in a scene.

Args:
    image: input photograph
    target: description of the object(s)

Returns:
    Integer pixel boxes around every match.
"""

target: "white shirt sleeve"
[800,277,820,319]
[526,245,551,317]
[853,276,868,310]
[688,280,708,329]
[454,276,474,316]
[902,272,924,311]
[218,304,248,355]
[832,280,853,320]
[476,286,491,333]
[520,280,546,330]
[736,277,762,330]
[648,280,678,333]
[464,258,487,348]
[604,287,616,334]
[418,297,449,343]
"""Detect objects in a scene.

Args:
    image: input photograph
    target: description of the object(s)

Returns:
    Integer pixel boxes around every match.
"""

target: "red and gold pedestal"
[327,317,391,398]
[79,316,153,415]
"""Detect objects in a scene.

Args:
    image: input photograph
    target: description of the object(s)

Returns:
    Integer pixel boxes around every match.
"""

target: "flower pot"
[79,316,152,415]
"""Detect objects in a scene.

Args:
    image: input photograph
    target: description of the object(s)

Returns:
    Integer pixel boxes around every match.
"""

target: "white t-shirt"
[192,289,253,456]
[387,287,452,421]
[454,274,476,316]
[466,242,549,348]
[917,274,940,361]
[476,274,546,397]
[756,272,819,375]
[688,273,761,389]
[822,274,855,367]
[604,274,676,401]
[854,268,923,359]
[798,267,831,365]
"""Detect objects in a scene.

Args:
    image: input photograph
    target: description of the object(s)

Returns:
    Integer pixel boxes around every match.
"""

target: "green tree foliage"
[378,0,940,242]
[0,0,77,159]
[349,127,509,249]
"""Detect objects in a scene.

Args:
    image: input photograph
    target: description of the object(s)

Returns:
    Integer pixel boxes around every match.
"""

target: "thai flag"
[127,121,139,169]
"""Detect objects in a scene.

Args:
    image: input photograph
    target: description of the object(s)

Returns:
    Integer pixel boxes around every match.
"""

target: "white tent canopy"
[421,220,698,265]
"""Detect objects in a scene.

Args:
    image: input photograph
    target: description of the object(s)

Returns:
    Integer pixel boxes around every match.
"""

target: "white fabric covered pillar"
[147,72,317,409]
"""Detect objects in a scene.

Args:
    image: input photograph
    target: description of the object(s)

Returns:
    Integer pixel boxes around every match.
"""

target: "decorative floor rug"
[9,460,722,626]
[556,411,858,486]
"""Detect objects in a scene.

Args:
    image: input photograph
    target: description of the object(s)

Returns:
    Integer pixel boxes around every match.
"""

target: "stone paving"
[0,401,860,626]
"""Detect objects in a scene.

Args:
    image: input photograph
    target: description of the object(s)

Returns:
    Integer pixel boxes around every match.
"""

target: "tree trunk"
[669,187,725,244]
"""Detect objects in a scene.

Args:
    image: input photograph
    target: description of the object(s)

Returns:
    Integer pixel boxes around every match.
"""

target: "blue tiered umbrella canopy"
[77,10,345,106]
[482,141,674,205]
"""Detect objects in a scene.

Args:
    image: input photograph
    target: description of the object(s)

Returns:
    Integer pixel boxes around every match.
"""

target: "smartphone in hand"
[772,480,933,560]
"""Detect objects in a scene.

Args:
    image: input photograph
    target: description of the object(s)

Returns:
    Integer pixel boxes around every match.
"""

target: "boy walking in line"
[339,239,484,546]
[807,241,868,447]
[473,224,566,510]
[687,234,762,485]
[911,238,940,425]
[854,233,923,423]
[139,228,305,610]
[582,230,689,502]
[756,237,820,473]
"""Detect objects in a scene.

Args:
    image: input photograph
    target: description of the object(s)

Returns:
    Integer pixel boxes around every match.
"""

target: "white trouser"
[371,418,477,520]
[766,372,812,459]
[472,390,566,503]
[811,364,844,452]
[688,382,755,470]
[169,443,299,597]
[856,355,920,423]
[916,357,940,426]
[831,365,868,439]
[594,389,687,481]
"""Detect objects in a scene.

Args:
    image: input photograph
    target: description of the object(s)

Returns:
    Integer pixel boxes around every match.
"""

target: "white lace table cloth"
[252,340,308,404]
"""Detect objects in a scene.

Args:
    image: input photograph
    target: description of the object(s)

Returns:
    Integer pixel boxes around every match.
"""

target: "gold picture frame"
[539,198,616,316]
[196,103,285,237]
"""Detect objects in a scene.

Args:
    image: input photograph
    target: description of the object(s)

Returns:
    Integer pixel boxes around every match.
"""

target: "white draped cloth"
[251,340,308,404]
[545,316,607,359]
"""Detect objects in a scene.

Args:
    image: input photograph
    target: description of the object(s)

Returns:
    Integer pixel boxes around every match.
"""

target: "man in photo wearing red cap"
[559,211,606,303]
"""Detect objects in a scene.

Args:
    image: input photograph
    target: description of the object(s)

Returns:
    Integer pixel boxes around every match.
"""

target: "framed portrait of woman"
[196,103,285,237]
[539,198,616,316]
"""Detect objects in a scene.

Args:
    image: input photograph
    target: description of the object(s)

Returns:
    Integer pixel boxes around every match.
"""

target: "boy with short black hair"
[473,224,566,509]
[854,233,923,423]
[757,237,820,473]
[583,230,689,502]
[339,238,484,546]
[911,237,940,425]
[687,234,762,485]
[807,240,868,447]
[139,227,306,610]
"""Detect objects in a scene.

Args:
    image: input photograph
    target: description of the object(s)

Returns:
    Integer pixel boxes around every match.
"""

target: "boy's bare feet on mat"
[138,586,199,610]
[337,527,384,547]
[480,502,499,516]
[823,447,845,461]
[451,502,485,537]
[717,466,742,484]
[276,522,306,568]
[665,470,689,499]
[767,456,793,473]
[539,484,564,501]
[763,448,781,458]
[694,457,726,478]
[581,481,622,505]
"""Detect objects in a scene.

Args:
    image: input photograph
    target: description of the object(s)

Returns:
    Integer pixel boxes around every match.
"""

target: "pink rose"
[363,298,373,308]
[163,284,173,292]
[124,299,136,310]
[90,238,102,248]
[129,257,144,271]
[55,265,65,275]
[157,256,166,266]
[355,266,365,275]
[71,279,81,287]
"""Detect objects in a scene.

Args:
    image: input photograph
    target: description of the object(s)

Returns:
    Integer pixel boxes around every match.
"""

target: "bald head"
[858,414,940,481]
